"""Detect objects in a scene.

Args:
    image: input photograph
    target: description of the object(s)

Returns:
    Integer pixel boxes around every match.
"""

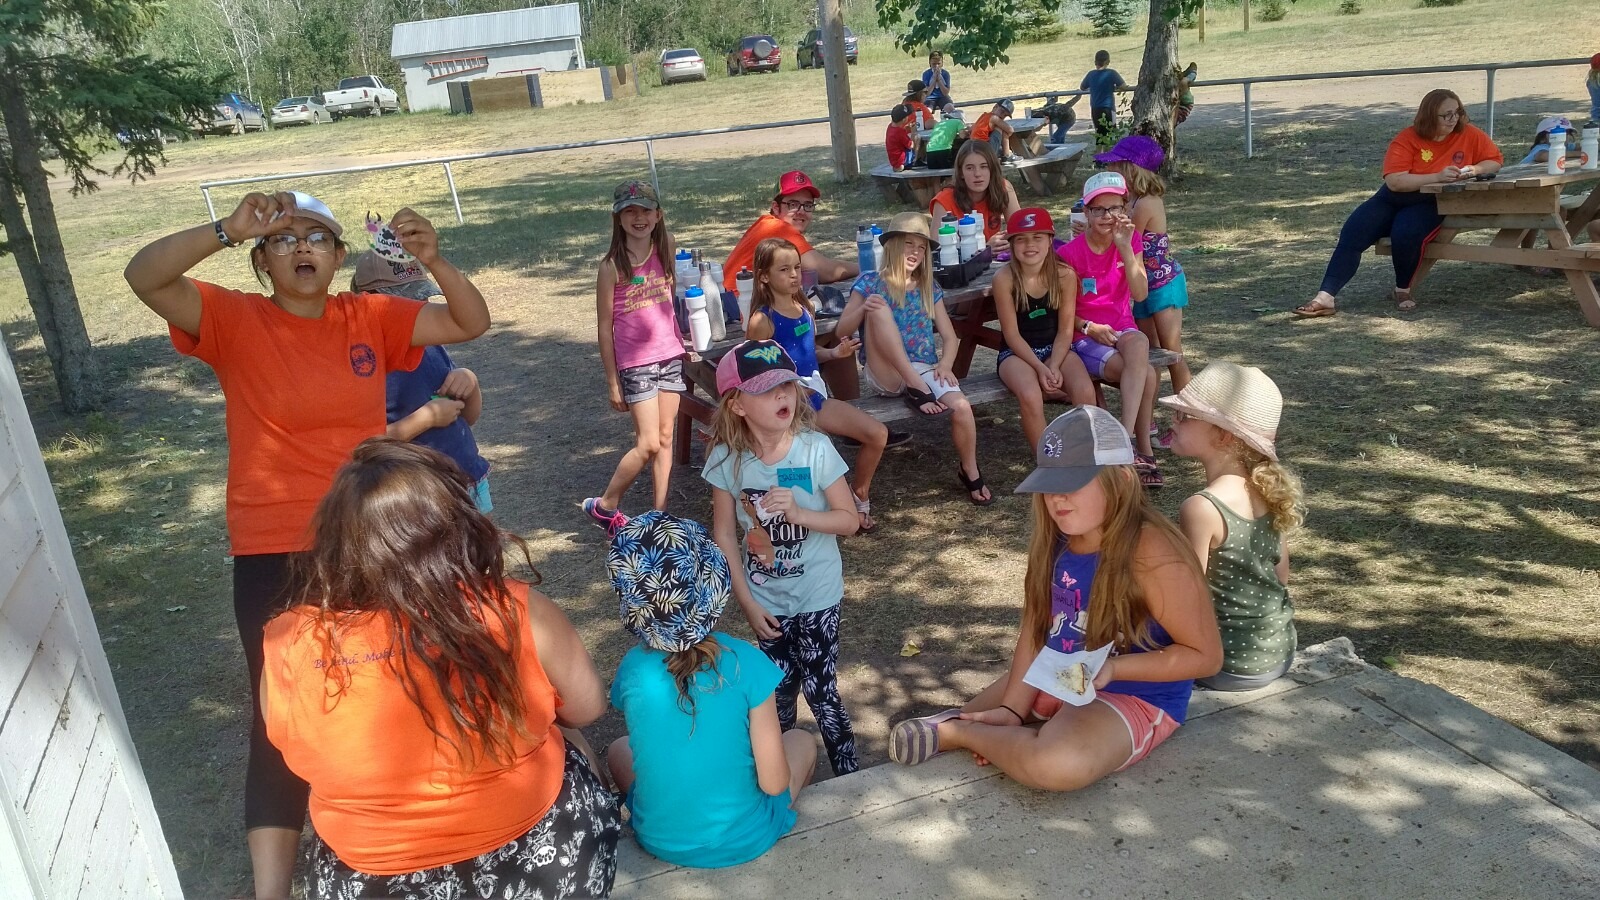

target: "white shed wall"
[0,341,182,899]
[399,38,584,112]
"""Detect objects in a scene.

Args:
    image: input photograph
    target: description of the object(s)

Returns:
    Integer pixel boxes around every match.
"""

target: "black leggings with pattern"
[759,605,859,776]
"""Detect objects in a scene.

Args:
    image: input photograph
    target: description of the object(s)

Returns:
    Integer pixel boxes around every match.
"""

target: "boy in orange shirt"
[886,104,916,171]
[970,98,1016,161]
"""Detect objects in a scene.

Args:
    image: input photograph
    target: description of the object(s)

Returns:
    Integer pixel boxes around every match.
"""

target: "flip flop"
[902,385,949,417]
[957,465,995,506]
[889,709,963,765]
[1293,300,1337,318]
[1393,289,1417,311]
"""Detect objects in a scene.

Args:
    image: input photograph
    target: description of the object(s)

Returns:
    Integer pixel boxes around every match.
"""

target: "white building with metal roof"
[391,3,586,112]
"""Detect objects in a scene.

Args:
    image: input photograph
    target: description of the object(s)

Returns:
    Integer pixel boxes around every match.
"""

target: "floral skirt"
[306,742,621,900]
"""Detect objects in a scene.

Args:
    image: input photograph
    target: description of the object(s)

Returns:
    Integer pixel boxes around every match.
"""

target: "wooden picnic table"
[1403,162,1600,326]
[916,117,1047,160]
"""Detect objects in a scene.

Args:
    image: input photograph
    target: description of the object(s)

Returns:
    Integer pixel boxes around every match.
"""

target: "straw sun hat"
[879,211,933,244]
[1157,361,1283,461]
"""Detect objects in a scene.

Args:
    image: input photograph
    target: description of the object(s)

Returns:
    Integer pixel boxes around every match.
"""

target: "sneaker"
[1154,428,1175,450]
[582,497,628,537]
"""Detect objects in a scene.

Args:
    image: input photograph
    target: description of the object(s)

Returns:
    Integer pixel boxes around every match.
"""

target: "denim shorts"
[1132,271,1189,321]
[619,357,686,404]
[996,343,1052,368]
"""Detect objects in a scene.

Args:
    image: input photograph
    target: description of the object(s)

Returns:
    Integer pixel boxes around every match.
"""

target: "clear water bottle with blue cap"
[871,224,885,271]
[857,225,876,274]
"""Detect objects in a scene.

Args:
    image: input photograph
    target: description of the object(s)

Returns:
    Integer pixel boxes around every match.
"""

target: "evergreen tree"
[1084,0,1134,38]
[1,0,222,411]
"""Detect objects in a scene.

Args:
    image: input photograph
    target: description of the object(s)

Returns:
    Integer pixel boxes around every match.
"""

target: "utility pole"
[819,0,858,180]
[1198,1,1206,42]
[1243,0,1251,32]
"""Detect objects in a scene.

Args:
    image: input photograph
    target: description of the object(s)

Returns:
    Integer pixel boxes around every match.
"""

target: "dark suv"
[726,35,781,76]
[796,26,858,69]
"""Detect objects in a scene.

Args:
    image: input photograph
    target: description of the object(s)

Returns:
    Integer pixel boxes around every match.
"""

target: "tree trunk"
[1129,2,1181,176]
[0,69,100,413]
[819,0,858,180]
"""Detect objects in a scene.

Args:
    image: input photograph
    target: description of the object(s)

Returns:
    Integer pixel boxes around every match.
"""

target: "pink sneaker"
[582,498,628,537]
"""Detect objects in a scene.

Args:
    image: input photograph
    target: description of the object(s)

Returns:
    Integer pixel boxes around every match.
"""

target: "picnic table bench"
[870,143,1088,207]
[1372,162,1600,326]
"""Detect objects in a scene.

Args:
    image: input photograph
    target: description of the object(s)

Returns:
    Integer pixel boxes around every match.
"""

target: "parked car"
[193,93,268,136]
[796,26,859,69]
[726,35,781,76]
[658,48,707,85]
[270,96,331,126]
[322,75,400,119]
[114,128,174,148]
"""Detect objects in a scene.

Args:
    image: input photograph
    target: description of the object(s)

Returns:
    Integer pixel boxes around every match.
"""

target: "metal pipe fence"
[198,57,1592,221]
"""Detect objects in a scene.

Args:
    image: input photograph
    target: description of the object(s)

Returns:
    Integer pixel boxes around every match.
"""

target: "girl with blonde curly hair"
[1162,362,1306,691]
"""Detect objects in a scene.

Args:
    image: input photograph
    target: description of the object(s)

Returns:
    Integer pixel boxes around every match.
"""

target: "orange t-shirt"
[723,214,814,291]
[1381,124,1503,176]
[262,580,566,875]
[930,187,1003,240]
[970,112,996,144]
[905,100,931,126]
[171,281,424,555]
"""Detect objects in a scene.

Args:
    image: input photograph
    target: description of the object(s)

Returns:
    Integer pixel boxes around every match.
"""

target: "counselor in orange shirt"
[1296,89,1502,317]
[124,190,490,899]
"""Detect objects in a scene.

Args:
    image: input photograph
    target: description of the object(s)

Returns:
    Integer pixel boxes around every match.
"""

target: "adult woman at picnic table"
[1295,89,1501,317]
[123,190,490,899]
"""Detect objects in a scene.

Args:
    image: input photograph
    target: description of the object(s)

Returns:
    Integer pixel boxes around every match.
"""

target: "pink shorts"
[1031,690,1180,771]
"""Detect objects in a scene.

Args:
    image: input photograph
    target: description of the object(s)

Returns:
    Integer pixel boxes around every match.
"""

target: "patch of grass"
[4,1,1599,895]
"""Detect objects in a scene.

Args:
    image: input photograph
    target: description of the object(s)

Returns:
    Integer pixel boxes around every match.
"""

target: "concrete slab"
[613,639,1600,899]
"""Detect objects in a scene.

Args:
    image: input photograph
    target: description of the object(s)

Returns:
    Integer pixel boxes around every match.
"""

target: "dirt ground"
[10,43,1600,898]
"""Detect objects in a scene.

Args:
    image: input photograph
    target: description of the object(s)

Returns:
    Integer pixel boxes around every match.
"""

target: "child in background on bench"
[969,98,1017,162]
[584,180,686,537]
[903,80,932,130]
[703,340,861,775]
[1588,52,1599,123]
[924,109,966,170]
[887,406,1220,783]
[1097,135,1193,393]
[992,209,1097,453]
[1058,171,1163,489]
[606,511,818,868]
[886,104,917,172]
[745,238,906,533]
[1162,362,1304,692]
[837,213,994,506]
[929,141,1020,251]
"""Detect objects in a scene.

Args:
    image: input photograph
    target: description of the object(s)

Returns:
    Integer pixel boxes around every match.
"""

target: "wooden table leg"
[1566,188,1600,238]
[1410,227,1457,291]
[1019,166,1050,197]
[1544,226,1600,327]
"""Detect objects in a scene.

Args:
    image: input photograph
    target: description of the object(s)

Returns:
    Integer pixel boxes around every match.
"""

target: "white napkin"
[1023,643,1114,706]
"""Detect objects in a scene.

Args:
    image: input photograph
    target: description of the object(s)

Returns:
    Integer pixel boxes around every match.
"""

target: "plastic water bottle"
[957,215,979,262]
[871,225,885,271]
[1581,123,1599,171]
[685,287,712,352]
[938,220,959,267]
[735,267,755,323]
[699,261,725,340]
[1547,123,1567,175]
[856,225,876,274]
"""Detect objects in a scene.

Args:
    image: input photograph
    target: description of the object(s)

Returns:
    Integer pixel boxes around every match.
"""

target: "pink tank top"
[611,252,683,370]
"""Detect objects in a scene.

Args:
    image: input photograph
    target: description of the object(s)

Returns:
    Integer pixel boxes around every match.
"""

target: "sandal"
[1293,299,1337,318]
[889,709,963,766]
[1393,289,1417,312]
[854,494,877,534]
[1134,453,1165,490]
[902,385,949,417]
[957,465,995,506]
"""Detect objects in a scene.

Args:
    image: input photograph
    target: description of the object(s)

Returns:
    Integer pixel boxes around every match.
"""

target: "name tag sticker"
[1027,308,1048,319]
[795,320,812,336]
[1081,277,1097,295]
[776,467,813,494]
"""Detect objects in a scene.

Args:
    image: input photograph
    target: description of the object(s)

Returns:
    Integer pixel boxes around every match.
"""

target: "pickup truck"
[321,75,401,119]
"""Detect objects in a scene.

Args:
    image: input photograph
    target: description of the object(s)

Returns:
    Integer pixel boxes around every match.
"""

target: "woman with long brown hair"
[929,139,1021,250]
[887,407,1221,789]
[1296,88,1502,317]
[261,439,618,898]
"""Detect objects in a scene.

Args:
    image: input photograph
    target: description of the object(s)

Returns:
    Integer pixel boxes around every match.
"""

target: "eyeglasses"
[1085,205,1126,218]
[1437,109,1462,121]
[262,231,337,255]
[779,199,818,214]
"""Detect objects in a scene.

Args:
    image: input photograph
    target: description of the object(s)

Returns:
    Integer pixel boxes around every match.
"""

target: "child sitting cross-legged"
[606,511,819,868]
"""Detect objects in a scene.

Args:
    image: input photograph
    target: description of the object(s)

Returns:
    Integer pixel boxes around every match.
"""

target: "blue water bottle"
[856,225,877,274]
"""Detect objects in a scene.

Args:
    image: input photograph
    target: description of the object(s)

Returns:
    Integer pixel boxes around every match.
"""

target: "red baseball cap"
[1592,52,1600,69]
[1006,207,1055,237]
[774,170,821,201]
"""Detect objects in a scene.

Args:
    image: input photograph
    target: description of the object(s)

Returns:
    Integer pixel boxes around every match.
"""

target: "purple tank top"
[1141,231,1183,291]
[1047,545,1194,723]
[610,252,684,370]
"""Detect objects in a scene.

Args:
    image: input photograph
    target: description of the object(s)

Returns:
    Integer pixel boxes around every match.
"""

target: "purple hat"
[716,339,804,396]
[1094,134,1165,172]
